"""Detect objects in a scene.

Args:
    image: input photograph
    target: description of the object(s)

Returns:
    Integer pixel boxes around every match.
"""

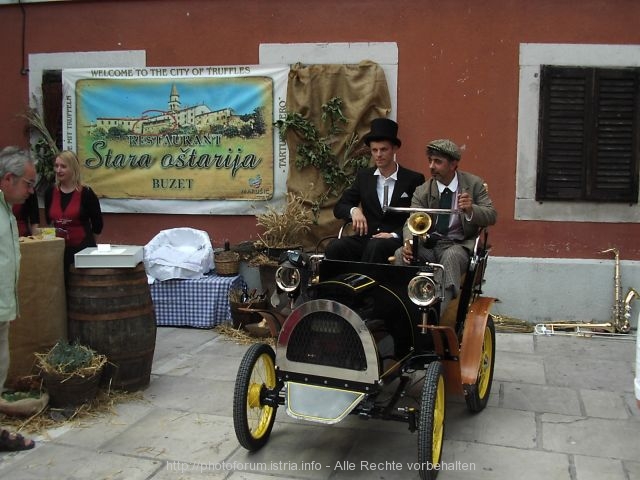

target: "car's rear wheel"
[418,361,446,480]
[464,315,496,412]
[233,343,277,451]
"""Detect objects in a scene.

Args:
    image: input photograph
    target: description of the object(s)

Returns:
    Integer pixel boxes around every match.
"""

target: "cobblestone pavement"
[1,327,638,480]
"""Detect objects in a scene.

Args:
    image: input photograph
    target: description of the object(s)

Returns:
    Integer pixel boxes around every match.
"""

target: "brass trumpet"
[386,213,433,264]
[406,212,432,265]
[408,212,432,236]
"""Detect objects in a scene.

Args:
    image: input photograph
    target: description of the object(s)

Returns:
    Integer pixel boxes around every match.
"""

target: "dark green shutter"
[537,66,639,203]
[41,69,63,150]
[591,69,639,201]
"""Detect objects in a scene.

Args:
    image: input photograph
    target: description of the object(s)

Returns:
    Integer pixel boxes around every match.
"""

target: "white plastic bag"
[144,228,214,283]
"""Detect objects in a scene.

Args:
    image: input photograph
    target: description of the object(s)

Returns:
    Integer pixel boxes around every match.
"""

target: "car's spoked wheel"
[418,361,446,480]
[464,315,496,412]
[233,343,277,451]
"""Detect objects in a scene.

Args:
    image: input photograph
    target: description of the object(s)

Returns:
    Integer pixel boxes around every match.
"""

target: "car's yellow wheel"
[233,343,277,451]
[418,361,446,480]
[465,315,496,412]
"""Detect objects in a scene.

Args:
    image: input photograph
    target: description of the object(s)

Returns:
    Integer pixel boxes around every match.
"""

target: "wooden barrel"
[67,263,156,392]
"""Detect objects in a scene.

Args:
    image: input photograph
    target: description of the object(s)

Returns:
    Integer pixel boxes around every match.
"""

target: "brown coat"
[403,170,497,251]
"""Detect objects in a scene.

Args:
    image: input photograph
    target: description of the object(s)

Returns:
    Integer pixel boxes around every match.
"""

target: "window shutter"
[537,66,639,203]
[590,69,639,201]
[537,67,589,200]
[41,70,63,150]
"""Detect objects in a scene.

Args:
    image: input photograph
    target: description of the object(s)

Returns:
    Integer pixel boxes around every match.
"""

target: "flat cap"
[426,139,461,161]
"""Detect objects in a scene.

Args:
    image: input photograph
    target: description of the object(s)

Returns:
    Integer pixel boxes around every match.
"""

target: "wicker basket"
[215,251,240,276]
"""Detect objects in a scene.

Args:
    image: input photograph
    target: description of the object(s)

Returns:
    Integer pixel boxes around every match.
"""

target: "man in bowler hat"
[326,118,425,263]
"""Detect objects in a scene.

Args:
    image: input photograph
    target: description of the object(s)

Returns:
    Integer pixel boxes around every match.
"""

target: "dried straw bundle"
[215,324,275,347]
[21,107,60,187]
[492,314,534,333]
[35,341,107,380]
[0,388,144,435]
[255,192,312,248]
[22,108,59,156]
[247,252,277,267]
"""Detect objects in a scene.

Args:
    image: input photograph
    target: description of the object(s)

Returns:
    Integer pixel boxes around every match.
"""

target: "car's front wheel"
[418,360,446,480]
[233,343,277,451]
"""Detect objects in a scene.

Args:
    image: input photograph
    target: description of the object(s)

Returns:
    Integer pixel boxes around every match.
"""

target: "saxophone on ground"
[535,247,638,336]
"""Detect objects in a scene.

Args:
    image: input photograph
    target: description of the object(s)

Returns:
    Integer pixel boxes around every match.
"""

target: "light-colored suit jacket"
[402,170,497,251]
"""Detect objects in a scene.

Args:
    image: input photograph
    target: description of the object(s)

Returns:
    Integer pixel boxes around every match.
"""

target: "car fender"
[459,296,495,386]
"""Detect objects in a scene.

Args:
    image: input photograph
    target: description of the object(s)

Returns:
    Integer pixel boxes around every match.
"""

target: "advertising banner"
[62,65,290,214]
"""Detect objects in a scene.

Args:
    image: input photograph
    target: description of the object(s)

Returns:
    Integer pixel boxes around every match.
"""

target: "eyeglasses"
[20,177,36,189]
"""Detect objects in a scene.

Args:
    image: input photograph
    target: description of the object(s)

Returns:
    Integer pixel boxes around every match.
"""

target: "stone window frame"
[516,43,640,223]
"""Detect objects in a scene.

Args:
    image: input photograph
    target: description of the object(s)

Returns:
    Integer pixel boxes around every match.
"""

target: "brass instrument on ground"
[534,321,619,337]
[535,247,638,337]
[601,247,637,334]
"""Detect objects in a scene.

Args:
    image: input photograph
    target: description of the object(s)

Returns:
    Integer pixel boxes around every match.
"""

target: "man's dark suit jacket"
[334,165,425,237]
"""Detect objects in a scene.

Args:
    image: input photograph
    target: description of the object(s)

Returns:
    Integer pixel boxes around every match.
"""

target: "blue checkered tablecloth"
[150,273,245,328]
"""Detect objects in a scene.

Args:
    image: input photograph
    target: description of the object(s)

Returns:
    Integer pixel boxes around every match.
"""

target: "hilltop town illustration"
[89,84,266,139]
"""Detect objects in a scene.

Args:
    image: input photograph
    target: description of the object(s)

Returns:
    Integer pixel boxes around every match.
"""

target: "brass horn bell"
[408,212,432,236]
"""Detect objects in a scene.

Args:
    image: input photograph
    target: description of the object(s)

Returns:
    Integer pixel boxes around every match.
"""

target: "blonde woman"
[44,150,103,274]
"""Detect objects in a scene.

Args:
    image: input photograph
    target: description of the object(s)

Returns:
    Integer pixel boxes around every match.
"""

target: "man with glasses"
[0,146,36,451]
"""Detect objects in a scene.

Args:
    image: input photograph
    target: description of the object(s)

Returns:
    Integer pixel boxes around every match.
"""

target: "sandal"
[0,429,35,452]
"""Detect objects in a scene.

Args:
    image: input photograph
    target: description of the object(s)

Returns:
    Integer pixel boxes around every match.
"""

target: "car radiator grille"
[286,311,367,371]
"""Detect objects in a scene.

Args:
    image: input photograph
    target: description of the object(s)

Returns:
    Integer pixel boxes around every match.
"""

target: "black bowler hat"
[363,118,401,147]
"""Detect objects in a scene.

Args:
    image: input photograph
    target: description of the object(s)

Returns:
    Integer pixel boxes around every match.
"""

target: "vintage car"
[232,209,496,480]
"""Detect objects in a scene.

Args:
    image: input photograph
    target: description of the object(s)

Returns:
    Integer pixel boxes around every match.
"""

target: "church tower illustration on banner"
[168,84,181,112]
[93,83,246,135]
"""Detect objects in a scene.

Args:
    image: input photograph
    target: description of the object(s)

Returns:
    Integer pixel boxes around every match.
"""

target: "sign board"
[62,65,290,214]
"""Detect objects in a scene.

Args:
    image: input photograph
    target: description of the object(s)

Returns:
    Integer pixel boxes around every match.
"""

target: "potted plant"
[36,341,107,408]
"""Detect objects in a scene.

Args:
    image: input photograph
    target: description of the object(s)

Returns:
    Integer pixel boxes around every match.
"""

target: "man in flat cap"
[394,139,497,323]
[326,118,425,263]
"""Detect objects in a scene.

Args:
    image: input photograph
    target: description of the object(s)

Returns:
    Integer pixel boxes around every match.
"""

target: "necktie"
[435,188,453,234]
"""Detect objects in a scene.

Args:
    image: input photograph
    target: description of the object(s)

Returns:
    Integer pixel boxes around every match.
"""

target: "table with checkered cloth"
[150,273,245,328]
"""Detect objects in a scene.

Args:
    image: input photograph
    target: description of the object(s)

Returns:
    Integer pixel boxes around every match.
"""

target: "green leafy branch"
[274,97,370,218]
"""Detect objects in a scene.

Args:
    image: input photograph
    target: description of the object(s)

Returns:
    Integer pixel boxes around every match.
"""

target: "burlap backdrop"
[284,61,391,250]
[8,237,67,383]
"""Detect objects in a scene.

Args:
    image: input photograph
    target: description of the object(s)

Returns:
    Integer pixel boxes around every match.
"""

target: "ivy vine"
[274,97,370,220]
